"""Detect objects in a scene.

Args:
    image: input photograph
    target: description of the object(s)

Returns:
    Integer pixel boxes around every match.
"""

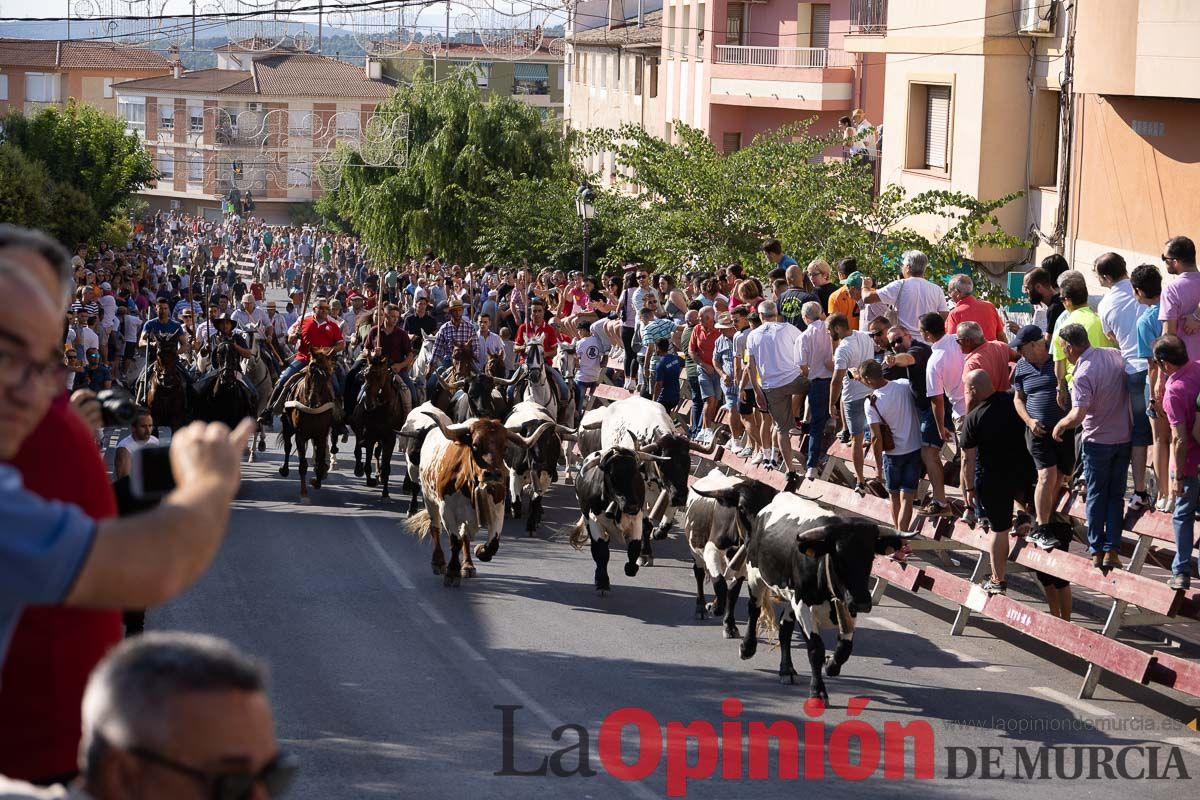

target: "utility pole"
[445,0,450,47]
[318,0,324,53]
[191,0,196,51]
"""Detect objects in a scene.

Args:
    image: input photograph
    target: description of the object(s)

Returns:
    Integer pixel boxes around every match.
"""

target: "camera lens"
[96,388,136,427]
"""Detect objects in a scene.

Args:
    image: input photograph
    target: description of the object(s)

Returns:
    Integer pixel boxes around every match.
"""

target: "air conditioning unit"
[1019,0,1056,36]
[246,102,264,112]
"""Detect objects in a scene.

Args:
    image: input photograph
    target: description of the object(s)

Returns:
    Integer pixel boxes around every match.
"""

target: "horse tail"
[404,510,432,540]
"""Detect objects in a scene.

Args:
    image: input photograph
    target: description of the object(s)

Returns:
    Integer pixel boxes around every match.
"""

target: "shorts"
[123,341,137,359]
[765,375,807,433]
[918,404,951,448]
[697,368,722,400]
[1129,370,1152,447]
[976,478,1016,533]
[1034,521,1073,589]
[842,396,868,437]
[738,387,757,416]
[1026,427,1075,473]
[883,449,922,494]
[723,381,739,411]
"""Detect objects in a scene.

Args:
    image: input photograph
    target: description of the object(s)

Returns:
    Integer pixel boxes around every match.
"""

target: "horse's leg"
[378,434,394,499]
[278,418,292,477]
[312,426,329,488]
[297,435,310,504]
[364,435,377,487]
[248,421,258,463]
[328,426,339,472]
[353,432,365,478]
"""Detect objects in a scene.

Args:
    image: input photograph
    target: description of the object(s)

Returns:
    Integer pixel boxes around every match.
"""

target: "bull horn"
[724,544,748,577]
[687,436,721,455]
[493,373,520,386]
[881,527,921,540]
[507,421,554,450]
[796,526,832,546]
[580,419,603,431]
[634,450,672,464]
[420,410,472,444]
[555,424,577,440]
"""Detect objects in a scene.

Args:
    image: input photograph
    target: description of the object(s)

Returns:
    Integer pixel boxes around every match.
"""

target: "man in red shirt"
[249,278,265,301]
[515,298,569,407]
[689,306,723,435]
[264,296,346,421]
[957,320,1016,395]
[946,274,1006,342]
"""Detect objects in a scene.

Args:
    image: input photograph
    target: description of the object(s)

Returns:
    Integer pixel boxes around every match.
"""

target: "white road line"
[862,616,915,635]
[450,634,487,662]
[1032,686,1115,717]
[1165,737,1200,758]
[942,648,1006,673]
[356,518,415,590]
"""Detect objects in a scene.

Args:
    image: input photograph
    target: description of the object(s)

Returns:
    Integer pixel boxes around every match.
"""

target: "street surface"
[149,428,1200,799]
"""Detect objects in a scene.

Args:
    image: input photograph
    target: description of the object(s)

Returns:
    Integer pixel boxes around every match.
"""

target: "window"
[159,101,175,130]
[667,7,677,54]
[188,150,203,181]
[695,4,705,59]
[726,2,744,46]
[103,77,114,98]
[1030,89,1060,186]
[0,75,7,101]
[157,149,174,179]
[723,132,742,153]
[634,56,643,96]
[811,4,831,50]
[905,82,951,173]
[450,59,488,87]
[288,109,311,139]
[118,95,145,132]
[189,104,204,133]
[334,111,360,139]
[25,72,59,102]
[648,57,659,98]
[287,159,311,188]
[513,63,550,95]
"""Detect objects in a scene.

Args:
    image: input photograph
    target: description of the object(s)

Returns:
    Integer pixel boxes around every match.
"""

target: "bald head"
[0,261,64,458]
[964,368,995,405]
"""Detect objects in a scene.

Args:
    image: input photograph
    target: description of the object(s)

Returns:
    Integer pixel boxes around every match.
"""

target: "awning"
[513,63,549,80]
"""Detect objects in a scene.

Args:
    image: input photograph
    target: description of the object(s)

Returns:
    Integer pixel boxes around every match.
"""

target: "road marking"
[1165,737,1200,758]
[1032,686,1114,717]
[356,518,414,590]
[862,616,915,634]
[942,648,1006,673]
[450,633,487,662]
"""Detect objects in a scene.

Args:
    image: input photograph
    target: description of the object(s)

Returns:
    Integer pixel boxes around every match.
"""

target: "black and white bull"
[686,471,801,638]
[503,401,575,534]
[404,411,552,586]
[594,396,719,561]
[692,487,916,703]
[443,371,515,423]
[569,447,670,595]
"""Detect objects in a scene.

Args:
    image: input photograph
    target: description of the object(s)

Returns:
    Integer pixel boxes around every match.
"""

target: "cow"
[568,446,670,595]
[503,401,574,534]
[594,396,720,563]
[443,371,515,423]
[685,471,801,638]
[575,406,607,460]
[404,411,553,586]
[690,485,916,703]
[399,401,450,515]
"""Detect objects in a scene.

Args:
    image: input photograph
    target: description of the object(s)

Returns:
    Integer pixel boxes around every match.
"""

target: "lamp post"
[575,181,596,279]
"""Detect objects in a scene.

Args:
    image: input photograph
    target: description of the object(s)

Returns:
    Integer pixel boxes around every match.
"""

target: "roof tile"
[0,38,170,70]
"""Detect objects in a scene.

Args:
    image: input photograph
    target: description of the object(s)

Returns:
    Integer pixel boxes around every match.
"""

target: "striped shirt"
[431,318,478,365]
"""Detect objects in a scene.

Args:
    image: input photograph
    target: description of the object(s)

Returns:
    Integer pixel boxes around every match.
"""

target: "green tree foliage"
[317,68,570,265]
[1,99,156,226]
[0,143,53,229]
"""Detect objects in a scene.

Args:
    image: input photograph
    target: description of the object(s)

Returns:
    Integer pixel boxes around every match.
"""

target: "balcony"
[714,46,849,69]
[849,0,888,34]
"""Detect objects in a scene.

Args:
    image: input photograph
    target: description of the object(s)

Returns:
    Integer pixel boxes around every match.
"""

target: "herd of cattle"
[385,352,916,702]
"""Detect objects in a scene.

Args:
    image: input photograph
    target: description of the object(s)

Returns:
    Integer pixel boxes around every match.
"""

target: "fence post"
[1078,532,1154,699]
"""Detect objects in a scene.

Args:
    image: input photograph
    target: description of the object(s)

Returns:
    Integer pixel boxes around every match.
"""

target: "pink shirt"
[947,295,1006,342]
[1164,361,1200,476]
[1071,346,1131,445]
[963,341,1013,393]
[1159,272,1200,362]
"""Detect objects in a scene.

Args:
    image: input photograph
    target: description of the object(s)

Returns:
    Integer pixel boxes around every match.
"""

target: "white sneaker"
[728,437,743,452]
[805,467,818,480]
[737,444,754,459]
[700,428,714,443]
[749,450,764,465]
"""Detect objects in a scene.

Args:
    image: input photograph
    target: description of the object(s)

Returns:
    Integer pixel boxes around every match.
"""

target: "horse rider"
[135,296,192,403]
[424,297,477,396]
[345,302,415,419]
[195,312,258,408]
[513,296,571,408]
[262,296,346,429]
[232,293,269,330]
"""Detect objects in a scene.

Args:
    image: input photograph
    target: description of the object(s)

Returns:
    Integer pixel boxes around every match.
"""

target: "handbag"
[884,278,905,327]
[867,394,897,452]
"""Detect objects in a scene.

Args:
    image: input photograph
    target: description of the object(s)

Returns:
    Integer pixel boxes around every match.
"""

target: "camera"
[96,387,137,427]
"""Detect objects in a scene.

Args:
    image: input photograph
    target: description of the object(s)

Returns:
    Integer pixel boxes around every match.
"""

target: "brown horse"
[350,354,403,498]
[145,333,191,434]
[485,348,507,379]
[278,348,336,504]
[430,340,479,412]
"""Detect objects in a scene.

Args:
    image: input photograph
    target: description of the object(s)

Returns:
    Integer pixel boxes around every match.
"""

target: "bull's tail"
[404,510,433,540]
[757,590,782,642]
[567,515,589,550]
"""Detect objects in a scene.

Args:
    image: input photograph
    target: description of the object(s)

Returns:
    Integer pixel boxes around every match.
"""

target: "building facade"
[112,43,396,223]
[0,38,170,117]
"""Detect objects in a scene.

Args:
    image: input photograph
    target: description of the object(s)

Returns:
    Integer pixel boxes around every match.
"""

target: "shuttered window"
[924,85,951,171]
[811,4,831,50]
[726,2,744,46]
[723,132,742,153]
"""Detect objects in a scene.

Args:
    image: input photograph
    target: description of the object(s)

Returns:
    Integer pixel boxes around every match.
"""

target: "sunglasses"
[888,338,905,348]
[1163,255,1178,263]
[869,330,887,338]
[129,746,298,800]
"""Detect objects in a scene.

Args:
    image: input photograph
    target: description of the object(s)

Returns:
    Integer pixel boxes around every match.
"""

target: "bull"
[686,471,801,637]
[503,401,575,534]
[691,485,916,703]
[442,371,515,423]
[404,411,552,586]
[569,446,671,595]
[593,396,720,565]
[399,401,450,515]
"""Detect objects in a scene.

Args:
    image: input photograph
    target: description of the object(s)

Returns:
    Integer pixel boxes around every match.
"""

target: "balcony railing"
[714,45,849,68]
[850,0,888,33]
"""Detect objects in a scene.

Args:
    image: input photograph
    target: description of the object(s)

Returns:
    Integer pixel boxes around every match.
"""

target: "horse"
[430,340,480,414]
[486,348,508,380]
[278,348,337,504]
[241,322,276,461]
[407,336,435,408]
[193,339,257,434]
[144,332,191,434]
[515,336,575,429]
[350,353,403,498]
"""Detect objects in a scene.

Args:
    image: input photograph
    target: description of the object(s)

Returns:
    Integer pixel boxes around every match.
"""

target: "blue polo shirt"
[0,465,97,663]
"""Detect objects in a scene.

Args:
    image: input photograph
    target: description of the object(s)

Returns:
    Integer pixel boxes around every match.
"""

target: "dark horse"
[350,354,403,499]
[193,340,257,433]
[144,332,191,434]
[279,348,336,504]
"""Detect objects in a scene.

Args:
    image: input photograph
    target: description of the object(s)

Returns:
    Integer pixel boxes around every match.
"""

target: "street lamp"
[575,181,596,279]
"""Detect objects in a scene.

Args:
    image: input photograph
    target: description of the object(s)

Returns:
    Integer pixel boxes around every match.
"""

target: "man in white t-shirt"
[920,311,967,443]
[829,312,876,492]
[860,250,947,337]
[861,359,922,530]
[747,300,805,472]
[114,408,159,481]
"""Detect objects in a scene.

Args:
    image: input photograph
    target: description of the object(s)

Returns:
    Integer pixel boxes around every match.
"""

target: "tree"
[0,143,53,230]
[318,68,570,265]
[1,99,155,226]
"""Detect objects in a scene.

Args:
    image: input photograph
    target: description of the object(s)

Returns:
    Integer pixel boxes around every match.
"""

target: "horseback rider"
[262,296,346,429]
[195,312,258,408]
[424,298,476,396]
[135,296,192,403]
[345,303,414,418]
[513,296,571,409]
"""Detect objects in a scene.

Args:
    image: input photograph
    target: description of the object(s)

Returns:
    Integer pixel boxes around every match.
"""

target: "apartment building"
[379,42,566,119]
[843,0,1200,279]
[0,38,170,117]
[112,40,396,223]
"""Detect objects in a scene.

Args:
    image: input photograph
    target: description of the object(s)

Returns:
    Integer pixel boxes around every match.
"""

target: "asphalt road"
[146,422,1200,799]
